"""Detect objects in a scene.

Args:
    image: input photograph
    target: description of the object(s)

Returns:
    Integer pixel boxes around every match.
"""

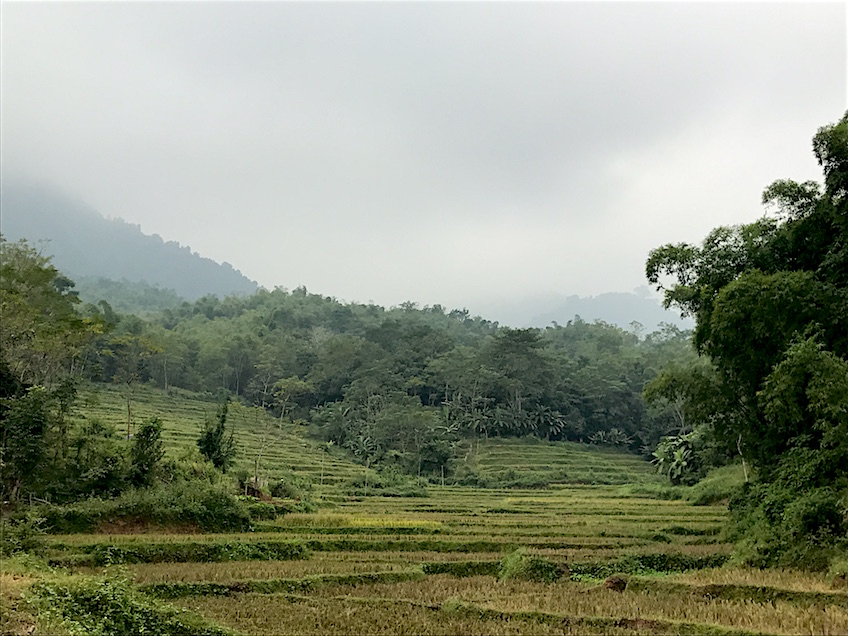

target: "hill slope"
[75,383,362,488]
[0,182,258,300]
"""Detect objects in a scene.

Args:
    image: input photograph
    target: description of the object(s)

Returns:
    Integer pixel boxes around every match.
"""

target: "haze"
[2,2,845,315]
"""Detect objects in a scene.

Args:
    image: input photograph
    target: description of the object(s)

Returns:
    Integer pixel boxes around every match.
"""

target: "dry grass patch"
[122,558,412,584]
[0,573,44,636]
[175,592,647,635]
[295,575,848,635]
[671,567,848,595]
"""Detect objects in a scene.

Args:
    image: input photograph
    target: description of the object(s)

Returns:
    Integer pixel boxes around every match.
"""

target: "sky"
[2,2,846,316]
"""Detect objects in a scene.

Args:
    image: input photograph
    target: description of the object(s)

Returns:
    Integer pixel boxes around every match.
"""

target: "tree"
[0,237,98,386]
[104,333,161,439]
[130,417,165,487]
[273,376,312,421]
[645,111,848,567]
[646,112,848,474]
[0,362,50,502]
[197,399,237,472]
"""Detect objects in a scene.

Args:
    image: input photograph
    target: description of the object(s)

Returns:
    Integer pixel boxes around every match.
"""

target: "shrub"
[129,417,164,487]
[0,514,47,556]
[685,464,747,506]
[28,575,233,635]
[498,548,566,583]
[270,471,313,500]
[729,448,848,570]
[829,557,848,587]
[344,469,428,498]
[244,500,278,521]
[36,481,251,534]
[159,447,221,485]
[197,399,236,473]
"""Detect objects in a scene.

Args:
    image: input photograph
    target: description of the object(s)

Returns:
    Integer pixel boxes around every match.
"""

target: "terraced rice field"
[75,384,363,486]
[46,482,848,634]
[42,385,847,634]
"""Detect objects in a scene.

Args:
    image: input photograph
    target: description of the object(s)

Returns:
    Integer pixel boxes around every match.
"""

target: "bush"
[28,575,232,635]
[35,481,251,533]
[129,417,165,487]
[243,500,278,521]
[830,557,848,587]
[159,447,222,485]
[498,548,566,583]
[0,514,47,556]
[685,464,747,506]
[344,469,428,498]
[270,472,313,500]
[197,400,236,473]
[729,451,848,570]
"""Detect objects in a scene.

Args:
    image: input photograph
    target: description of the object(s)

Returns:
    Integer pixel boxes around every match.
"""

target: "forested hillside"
[0,228,698,506]
[0,182,258,300]
[73,275,699,472]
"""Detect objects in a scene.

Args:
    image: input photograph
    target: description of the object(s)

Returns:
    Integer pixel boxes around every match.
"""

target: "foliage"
[652,430,702,486]
[27,575,234,636]
[646,111,848,566]
[684,464,747,506]
[269,471,313,500]
[0,236,99,387]
[0,382,51,502]
[33,481,251,533]
[0,514,48,557]
[197,400,236,473]
[498,548,566,583]
[129,417,165,487]
[344,467,429,498]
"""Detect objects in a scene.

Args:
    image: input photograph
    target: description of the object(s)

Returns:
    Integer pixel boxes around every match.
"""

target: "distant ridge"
[526,290,694,333]
[473,289,693,333]
[0,182,258,300]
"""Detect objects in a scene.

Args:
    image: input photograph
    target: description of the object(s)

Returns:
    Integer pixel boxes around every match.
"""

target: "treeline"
[73,275,697,473]
[0,232,697,499]
[645,111,848,569]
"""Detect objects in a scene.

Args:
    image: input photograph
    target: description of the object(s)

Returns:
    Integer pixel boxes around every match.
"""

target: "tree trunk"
[126,383,133,438]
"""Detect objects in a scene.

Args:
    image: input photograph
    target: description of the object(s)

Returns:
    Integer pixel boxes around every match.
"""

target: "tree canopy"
[646,111,848,567]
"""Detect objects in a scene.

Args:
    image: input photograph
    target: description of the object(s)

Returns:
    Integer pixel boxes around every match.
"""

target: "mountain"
[474,288,693,333]
[0,182,258,300]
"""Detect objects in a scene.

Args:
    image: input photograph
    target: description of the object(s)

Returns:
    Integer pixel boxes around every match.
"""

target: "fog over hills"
[473,290,693,333]
[2,181,692,332]
[1,182,258,300]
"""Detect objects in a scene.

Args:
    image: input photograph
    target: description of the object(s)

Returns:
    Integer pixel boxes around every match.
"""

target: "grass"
[74,383,364,489]
[5,383,843,635]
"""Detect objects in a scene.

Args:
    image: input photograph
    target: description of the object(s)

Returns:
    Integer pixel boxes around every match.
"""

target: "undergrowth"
[27,481,251,534]
[27,575,233,636]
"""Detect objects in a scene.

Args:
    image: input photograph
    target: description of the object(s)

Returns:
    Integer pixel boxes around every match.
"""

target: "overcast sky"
[2,2,845,314]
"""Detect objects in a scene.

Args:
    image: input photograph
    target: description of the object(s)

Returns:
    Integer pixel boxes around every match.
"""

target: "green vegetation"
[498,548,566,583]
[29,575,234,636]
[30,482,252,534]
[2,112,847,633]
[646,111,848,568]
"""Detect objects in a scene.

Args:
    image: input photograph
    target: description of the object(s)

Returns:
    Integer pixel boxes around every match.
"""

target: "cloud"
[2,2,845,309]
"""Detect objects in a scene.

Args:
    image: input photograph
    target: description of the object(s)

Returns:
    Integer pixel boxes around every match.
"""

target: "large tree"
[645,112,848,567]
